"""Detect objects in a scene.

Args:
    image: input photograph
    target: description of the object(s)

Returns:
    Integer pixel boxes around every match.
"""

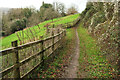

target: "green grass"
[1,14,79,49]
[77,23,118,78]
[52,14,79,26]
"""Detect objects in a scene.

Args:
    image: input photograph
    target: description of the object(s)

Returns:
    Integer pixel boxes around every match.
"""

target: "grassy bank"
[1,14,79,49]
[77,23,118,78]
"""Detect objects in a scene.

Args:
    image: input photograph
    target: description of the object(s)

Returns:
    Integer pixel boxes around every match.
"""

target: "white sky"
[0,0,88,13]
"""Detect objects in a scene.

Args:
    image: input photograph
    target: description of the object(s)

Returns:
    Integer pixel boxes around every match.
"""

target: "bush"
[0,31,5,36]
[10,18,26,33]
[92,12,106,27]
[80,2,94,20]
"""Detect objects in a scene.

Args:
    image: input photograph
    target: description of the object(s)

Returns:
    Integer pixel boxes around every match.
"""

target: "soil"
[61,25,80,78]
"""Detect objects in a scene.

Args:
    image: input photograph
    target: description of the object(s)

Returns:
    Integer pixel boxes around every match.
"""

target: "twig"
[28,28,35,41]
[22,31,24,44]
[24,30,32,42]
[16,32,22,45]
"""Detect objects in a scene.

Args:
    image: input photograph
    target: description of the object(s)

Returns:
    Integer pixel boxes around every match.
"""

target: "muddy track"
[62,24,80,78]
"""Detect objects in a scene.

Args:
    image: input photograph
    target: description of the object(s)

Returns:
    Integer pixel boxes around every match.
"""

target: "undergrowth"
[77,23,118,78]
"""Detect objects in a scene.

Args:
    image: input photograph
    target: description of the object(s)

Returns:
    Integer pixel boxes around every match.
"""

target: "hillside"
[1,1,119,79]
[1,14,79,49]
[79,1,119,77]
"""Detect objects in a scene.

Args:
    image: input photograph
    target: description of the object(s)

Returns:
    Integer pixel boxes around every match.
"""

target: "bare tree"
[43,7,61,21]
[53,2,66,16]
[67,5,78,15]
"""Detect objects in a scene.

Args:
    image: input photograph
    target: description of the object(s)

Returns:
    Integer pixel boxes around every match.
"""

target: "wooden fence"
[0,16,80,78]
[61,17,80,28]
[0,28,66,78]
[47,16,80,29]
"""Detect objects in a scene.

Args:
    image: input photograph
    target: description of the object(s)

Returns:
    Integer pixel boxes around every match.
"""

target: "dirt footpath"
[62,27,80,78]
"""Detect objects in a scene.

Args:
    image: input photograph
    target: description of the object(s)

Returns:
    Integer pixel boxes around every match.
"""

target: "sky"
[0,0,88,13]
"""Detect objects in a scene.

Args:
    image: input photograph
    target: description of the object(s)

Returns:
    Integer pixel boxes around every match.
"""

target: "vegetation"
[1,2,66,37]
[29,28,76,78]
[77,23,118,78]
[1,1,119,79]
[1,14,79,49]
[79,2,119,77]
[2,8,34,36]
[67,5,78,15]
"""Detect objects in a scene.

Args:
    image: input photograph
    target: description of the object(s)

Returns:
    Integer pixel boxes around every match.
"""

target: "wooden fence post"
[67,23,69,27]
[62,30,64,37]
[64,30,66,36]
[57,29,60,40]
[52,25,54,52]
[118,1,120,74]
[72,21,74,26]
[57,28,61,48]
[53,24,55,28]
[41,40,44,66]
[11,40,20,78]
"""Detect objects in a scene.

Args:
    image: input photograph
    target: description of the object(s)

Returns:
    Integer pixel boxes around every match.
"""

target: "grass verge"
[77,23,118,78]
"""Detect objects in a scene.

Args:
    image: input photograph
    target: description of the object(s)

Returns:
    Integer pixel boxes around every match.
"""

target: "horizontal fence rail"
[0,28,66,78]
[0,16,80,78]
[47,17,80,29]
[63,17,80,28]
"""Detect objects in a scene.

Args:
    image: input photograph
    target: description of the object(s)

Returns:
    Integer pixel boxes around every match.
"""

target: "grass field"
[77,23,118,78]
[1,14,79,49]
